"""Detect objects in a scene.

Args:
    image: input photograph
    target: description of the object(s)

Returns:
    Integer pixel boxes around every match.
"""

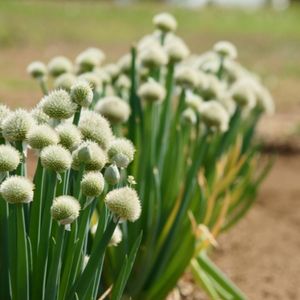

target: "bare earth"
[213,154,300,300]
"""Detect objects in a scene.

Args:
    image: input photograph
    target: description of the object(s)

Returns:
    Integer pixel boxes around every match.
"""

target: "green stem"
[38,77,48,95]
[68,218,118,299]
[29,159,44,261]
[16,204,29,300]
[45,225,66,300]
[32,171,57,300]
[0,199,9,300]
[72,106,82,126]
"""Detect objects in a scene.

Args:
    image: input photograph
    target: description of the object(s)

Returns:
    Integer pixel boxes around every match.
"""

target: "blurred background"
[1,1,299,299]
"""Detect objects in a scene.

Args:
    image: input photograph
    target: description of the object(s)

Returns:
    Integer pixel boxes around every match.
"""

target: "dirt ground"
[213,154,300,300]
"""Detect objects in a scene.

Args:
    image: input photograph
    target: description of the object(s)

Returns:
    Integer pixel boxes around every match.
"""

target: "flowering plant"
[0,83,142,300]
[0,12,274,300]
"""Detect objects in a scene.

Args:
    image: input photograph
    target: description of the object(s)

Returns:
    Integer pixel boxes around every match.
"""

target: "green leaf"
[111,232,143,300]
[196,253,247,300]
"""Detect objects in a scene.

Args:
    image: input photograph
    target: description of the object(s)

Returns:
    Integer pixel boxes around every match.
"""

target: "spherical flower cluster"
[79,111,113,150]
[56,123,82,151]
[54,73,77,91]
[165,36,190,63]
[78,72,102,91]
[200,100,229,132]
[218,94,237,117]
[41,90,77,120]
[27,61,47,79]
[182,108,197,125]
[0,105,10,130]
[95,96,131,125]
[41,145,72,173]
[138,79,166,103]
[153,12,177,33]
[105,186,141,222]
[117,54,132,74]
[108,138,135,168]
[51,195,80,225]
[76,48,105,72]
[27,124,59,150]
[115,74,130,90]
[30,107,50,125]
[103,64,120,81]
[48,56,73,78]
[0,145,20,172]
[104,164,120,185]
[175,67,199,89]
[229,79,256,109]
[213,41,237,60]
[70,81,93,107]
[72,141,107,171]
[94,69,111,85]
[198,74,223,100]
[256,86,275,115]
[139,45,168,68]
[80,171,104,197]
[2,109,34,142]
[109,225,123,246]
[0,176,34,204]
[185,91,203,113]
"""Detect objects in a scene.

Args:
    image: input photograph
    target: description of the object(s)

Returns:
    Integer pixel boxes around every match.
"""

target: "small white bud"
[104,164,120,186]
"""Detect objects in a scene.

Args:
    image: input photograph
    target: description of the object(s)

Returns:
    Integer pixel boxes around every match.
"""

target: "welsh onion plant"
[23,12,274,300]
[0,81,142,300]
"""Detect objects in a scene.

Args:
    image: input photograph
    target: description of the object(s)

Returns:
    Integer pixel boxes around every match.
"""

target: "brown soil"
[212,154,300,300]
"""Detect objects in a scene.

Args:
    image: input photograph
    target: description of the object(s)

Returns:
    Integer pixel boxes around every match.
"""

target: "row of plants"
[0,12,273,300]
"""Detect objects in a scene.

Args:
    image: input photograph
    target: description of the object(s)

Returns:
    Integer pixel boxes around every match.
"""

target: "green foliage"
[0,11,274,300]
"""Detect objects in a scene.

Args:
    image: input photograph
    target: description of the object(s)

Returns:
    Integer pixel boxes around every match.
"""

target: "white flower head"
[54,73,77,91]
[139,44,168,68]
[213,41,237,60]
[27,61,47,79]
[95,96,131,125]
[200,100,230,132]
[153,12,177,33]
[105,186,141,222]
[76,48,105,72]
[48,56,73,78]
[138,79,166,103]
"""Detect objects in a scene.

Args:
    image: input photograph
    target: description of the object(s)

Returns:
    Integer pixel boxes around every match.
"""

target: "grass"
[0,1,300,110]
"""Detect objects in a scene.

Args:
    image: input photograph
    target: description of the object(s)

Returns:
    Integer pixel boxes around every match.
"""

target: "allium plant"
[0,82,142,300]
[11,11,274,300]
